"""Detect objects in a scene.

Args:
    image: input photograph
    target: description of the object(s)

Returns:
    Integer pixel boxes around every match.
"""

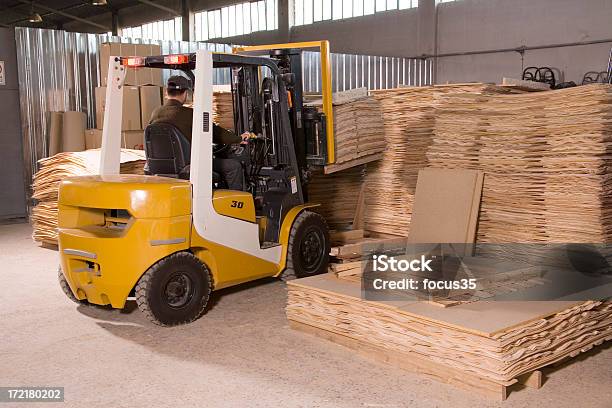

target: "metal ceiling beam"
[135,0,180,17]
[2,3,66,28]
[16,0,110,31]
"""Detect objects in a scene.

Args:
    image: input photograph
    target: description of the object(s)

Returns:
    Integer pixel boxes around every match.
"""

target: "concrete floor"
[1,222,611,408]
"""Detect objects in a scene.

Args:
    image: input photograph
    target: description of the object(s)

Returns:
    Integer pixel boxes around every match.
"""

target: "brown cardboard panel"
[61,111,86,152]
[85,129,144,150]
[85,129,102,149]
[122,130,144,150]
[132,44,163,85]
[122,44,137,85]
[95,86,141,130]
[122,86,141,130]
[147,44,163,86]
[100,43,164,86]
[150,67,163,86]
[100,43,136,86]
[139,85,162,127]
[94,86,106,128]
[48,111,63,156]
[133,44,149,86]
[408,168,484,244]
[135,67,151,86]
[99,43,112,86]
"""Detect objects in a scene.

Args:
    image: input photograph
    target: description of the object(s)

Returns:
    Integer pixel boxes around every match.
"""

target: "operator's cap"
[167,75,192,91]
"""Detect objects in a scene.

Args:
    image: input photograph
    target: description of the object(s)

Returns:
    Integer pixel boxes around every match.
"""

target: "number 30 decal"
[230,200,244,209]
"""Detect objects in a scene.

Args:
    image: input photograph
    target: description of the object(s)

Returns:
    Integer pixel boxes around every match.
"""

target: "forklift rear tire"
[58,267,86,304]
[135,252,212,326]
[282,210,330,281]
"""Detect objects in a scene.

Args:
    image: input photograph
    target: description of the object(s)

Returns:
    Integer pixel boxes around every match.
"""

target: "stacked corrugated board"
[364,84,521,237]
[308,166,365,230]
[330,95,386,167]
[288,84,612,399]
[287,274,612,399]
[428,84,612,243]
[307,90,386,172]
[31,150,146,246]
[212,91,234,130]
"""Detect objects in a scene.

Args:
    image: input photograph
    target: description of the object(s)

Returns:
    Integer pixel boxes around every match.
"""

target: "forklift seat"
[143,122,222,184]
[144,123,191,179]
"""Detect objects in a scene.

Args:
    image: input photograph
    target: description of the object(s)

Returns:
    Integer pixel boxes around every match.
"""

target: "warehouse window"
[294,0,417,26]
[122,17,182,41]
[194,0,278,41]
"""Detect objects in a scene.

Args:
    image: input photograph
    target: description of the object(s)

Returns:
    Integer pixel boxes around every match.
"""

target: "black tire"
[58,267,86,304]
[135,252,212,326]
[282,211,330,281]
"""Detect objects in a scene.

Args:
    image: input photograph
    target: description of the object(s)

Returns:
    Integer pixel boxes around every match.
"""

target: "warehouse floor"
[1,222,611,408]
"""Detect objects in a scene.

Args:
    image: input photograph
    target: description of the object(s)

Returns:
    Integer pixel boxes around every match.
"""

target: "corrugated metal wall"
[301,51,432,93]
[15,27,432,193]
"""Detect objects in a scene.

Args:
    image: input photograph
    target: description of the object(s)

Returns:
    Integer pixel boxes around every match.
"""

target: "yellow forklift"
[58,42,339,326]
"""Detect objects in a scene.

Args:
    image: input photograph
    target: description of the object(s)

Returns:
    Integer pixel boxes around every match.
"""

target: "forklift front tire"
[282,210,330,281]
[135,252,212,326]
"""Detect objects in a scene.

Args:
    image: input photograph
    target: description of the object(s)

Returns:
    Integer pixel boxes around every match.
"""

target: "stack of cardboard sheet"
[364,84,519,237]
[287,85,612,399]
[212,91,234,130]
[428,84,612,243]
[428,91,549,243]
[307,89,386,172]
[541,85,612,243]
[31,149,146,246]
[307,166,365,230]
[328,95,386,169]
[287,274,612,398]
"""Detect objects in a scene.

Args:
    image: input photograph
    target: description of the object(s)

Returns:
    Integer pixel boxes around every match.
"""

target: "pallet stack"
[287,274,612,400]
[31,150,146,246]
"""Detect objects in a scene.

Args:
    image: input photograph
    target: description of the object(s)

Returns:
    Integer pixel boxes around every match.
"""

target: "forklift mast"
[270,48,309,174]
[233,41,336,170]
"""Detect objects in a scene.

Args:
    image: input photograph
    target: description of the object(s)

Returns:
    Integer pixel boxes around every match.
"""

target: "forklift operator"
[149,75,249,190]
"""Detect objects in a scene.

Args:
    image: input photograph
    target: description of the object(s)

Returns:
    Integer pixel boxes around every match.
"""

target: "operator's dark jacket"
[149,99,240,144]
